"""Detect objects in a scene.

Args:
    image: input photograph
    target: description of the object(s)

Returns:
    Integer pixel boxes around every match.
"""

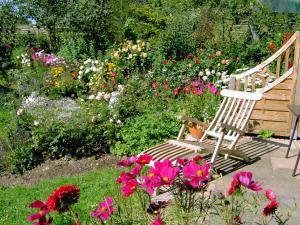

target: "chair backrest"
[200,90,262,148]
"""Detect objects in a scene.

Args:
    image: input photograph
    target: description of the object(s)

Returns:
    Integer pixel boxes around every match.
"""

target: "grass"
[0,168,120,225]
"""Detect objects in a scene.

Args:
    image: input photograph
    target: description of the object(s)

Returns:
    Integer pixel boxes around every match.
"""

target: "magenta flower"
[136,154,152,165]
[91,197,115,223]
[182,161,211,188]
[27,200,52,225]
[153,160,173,175]
[210,85,218,94]
[141,175,161,195]
[151,216,164,225]
[117,156,136,167]
[266,189,277,201]
[228,171,262,195]
[116,165,141,184]
[121,179,138,197]
[184,85,190,93]
[159,164,180,185]
[263,200,279,216]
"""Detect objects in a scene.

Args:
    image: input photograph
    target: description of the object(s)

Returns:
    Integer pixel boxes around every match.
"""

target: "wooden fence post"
[229,76,236,90]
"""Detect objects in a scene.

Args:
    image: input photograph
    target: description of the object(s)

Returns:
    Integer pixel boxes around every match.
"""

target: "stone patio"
[210,137,300,224]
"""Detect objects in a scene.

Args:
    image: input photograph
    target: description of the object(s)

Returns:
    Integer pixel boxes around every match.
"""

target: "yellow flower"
[51,66,64,77]
[54,80,61,87]
[107,62,115,72]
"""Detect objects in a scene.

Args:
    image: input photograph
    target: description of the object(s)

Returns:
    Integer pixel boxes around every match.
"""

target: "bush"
[112,111,180,156]
[7,101,117,173]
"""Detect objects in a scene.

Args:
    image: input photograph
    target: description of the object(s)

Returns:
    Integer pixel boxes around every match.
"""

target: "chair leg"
[292,149,300,176]
[286,117,299,158]
[211,132,225,164]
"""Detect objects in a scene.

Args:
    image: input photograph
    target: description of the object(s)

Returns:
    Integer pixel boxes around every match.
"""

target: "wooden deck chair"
[142,89,263,164]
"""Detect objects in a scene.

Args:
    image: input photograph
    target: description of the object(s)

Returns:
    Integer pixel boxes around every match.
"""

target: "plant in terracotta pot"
[181,89,221,139]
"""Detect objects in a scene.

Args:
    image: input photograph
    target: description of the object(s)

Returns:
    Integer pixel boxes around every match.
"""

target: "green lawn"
[0,168,120,225]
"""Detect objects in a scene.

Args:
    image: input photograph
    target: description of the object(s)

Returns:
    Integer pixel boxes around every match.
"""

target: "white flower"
[95,60,99,64]
[109,118,114,123]
[137,47,142,52]
[132,45,137,50]
[203,76,208,81]
[137,40,141,44]
[16,108,24,116]
[79,71,83,75]
[33,120,39,126]
[103,93,111,101]
[128,54,133,59]
[117,120,123,125]
[113,52,119,59]
[117,85,124,93]
[92,66,97,72]
[211,70,215,75]
[141,52,147,58]
[88,94,95,100]
[80,98,85,102]
[206,71,211,76]
[80,65,84,70]
[222,71,227,76]
[199,71,204,76]
[85,69,90,74]
[217,72,221,76]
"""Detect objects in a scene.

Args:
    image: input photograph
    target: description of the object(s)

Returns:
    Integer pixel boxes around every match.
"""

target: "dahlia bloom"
[46,184,80,213]
[136,154,152,165]
[151,216,164,225]
[182,161,211,188]
[27,200,52,225]
[91,197,115,223]
[121,179,138,197]
[228,171,262,195]
[263,200,279,216]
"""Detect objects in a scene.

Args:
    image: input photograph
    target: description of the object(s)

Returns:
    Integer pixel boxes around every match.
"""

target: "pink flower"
[184,85,190,93]
[155,92,159,97]
[228,171,262,195]
[91,197,115,223]
[159,164,180,185]
[176,158,189,166]
[141,175,161,195]
[192,81,198,88]
[117,156,136,167]
[152,82,157,90]
[210,86,218,94]
[121,179,138,197]
[216,50,222,56]
[263,200,279,216]
[27,200,52,225]
[182,161,211,188]
[116,164,142,184]
[221,59,226,64]
[151,216,164,225]
[225,59,230,65]
[266,189,277,201]
[136,154,152,165]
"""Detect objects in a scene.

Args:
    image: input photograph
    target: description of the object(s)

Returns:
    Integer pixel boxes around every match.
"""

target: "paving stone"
[271,157,298,170]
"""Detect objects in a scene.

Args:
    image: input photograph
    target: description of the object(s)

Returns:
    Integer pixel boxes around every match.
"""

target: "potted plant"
[181,90,221,139]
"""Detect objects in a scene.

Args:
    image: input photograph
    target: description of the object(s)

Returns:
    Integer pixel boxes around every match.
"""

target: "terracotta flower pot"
[188,122,208,139]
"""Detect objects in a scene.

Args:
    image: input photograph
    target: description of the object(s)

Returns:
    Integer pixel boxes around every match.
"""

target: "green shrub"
[7,101,117,173]
[112,111,180,156]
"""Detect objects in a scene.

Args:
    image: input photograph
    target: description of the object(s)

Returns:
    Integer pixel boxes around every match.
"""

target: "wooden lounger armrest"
[177,115,207,127]
[216,122,244,135]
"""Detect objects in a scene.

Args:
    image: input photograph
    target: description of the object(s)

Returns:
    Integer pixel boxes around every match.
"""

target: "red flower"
[155,92,159,97]
[136,154,152,165]
[116,164,142,184]
[289,61,293,68]
[184,85,190,93]
[28,200,52,225]
[193,155,203,163]
[151,216,164,225]
[71,72,78,79]
[186,53,193,59]
[152,82,158,90]
[194,57,200,64]
[91,197,115,223]
[269,42,276,54]
[263,200,279,216]
[121,179,138,197]
[171,59,176,64]
[265,189,276,201]
[46,185,80,213]
[111,72,116,78]
[282,32,292,44]
[209,54,215,59]
[162,60,168,65]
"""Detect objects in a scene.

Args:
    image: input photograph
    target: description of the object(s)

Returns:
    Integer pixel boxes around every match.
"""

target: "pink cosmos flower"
[216,50,222,56]
[266,189,277,201]
[159,164,180,185]
[228,171,262,195]
[176,158,189,167]
[182,161,211,188]
[116,164,142,184]
[263,200,279,216]
[28,200,52,225]
[117,156,136,167]
[141,175,161,195]
[151,216,164,225]
[184,85,190,93]
[136,154,152,165]
[210,86,218,94]
[91,197,115,223]
[121,179,138,197]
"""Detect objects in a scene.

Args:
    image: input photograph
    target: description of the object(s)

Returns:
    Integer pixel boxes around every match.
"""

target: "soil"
[0,154,120,187]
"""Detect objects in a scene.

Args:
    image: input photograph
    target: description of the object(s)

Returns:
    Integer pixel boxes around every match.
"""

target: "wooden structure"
[143,90,262,164]
[229,31,300,137]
